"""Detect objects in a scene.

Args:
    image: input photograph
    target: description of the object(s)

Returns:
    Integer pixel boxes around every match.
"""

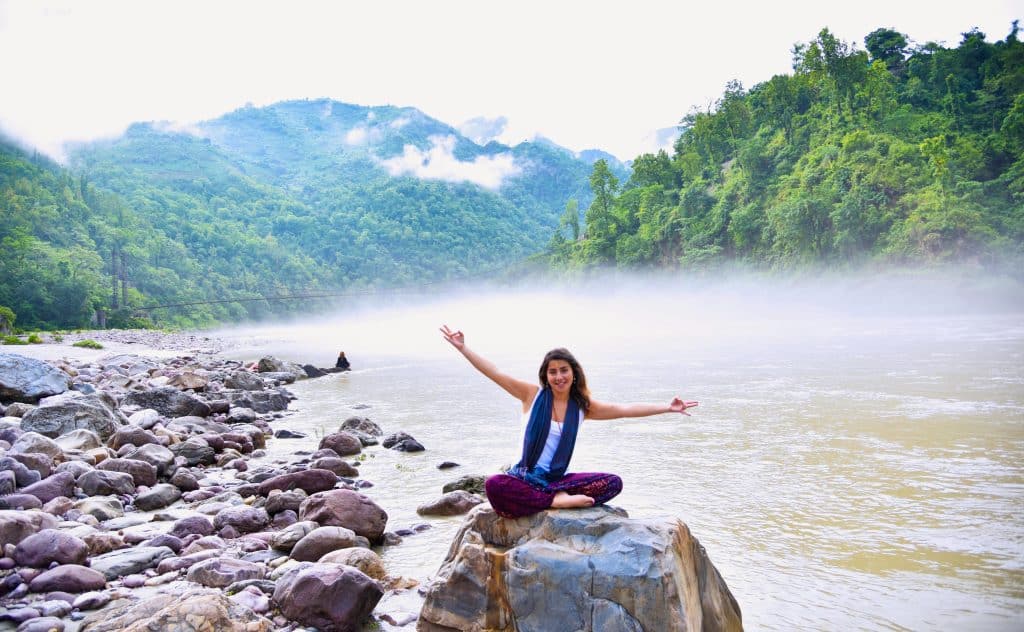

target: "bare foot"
[550,491,596,509]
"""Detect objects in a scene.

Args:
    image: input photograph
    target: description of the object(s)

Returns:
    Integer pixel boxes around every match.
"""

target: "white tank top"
[519,389,582,472]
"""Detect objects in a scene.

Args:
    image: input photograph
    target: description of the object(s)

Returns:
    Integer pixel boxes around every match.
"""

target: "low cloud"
[378,134,521,189]
[458,116,508,145]
[345,124,383,146]
[153,120,209,138]
[389,117,410,130]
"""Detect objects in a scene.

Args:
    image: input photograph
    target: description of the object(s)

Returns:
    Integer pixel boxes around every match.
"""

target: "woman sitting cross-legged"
[440,324,698,519]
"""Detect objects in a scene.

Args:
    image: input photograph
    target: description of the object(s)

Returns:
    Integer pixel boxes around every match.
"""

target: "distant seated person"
[335,351,351,371]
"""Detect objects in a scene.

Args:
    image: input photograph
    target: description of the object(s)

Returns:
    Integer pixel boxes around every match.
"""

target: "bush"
[27,333,43,344]
[1,335,28,345]
[72,339,104,349]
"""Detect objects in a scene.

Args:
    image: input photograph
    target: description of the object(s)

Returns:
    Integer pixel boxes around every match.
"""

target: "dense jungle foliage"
[547,25,1024,272]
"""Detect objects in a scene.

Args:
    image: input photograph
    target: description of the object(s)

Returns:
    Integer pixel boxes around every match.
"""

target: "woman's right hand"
[440,325,465,350]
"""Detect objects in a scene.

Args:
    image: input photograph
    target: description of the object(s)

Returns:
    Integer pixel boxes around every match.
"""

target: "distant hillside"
[0,99,623,329]
[549,25,1024,272]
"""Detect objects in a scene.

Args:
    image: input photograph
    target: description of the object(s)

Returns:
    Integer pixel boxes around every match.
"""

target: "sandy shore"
[2,330,233,364]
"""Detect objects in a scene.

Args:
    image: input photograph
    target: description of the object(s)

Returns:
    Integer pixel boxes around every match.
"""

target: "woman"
[440,325,698,519]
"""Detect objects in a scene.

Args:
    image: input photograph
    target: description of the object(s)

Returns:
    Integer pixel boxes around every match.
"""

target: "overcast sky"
[0,0,1019,162]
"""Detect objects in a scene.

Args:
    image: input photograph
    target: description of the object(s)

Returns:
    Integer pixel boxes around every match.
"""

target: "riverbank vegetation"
[546,25,1023,273]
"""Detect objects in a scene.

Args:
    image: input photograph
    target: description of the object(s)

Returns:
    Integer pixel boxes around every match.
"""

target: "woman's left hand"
[669,398,699,416]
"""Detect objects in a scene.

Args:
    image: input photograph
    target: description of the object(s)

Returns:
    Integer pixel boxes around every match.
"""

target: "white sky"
[0,0,1019,162]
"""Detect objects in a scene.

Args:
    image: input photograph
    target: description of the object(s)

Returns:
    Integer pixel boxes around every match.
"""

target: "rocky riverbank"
[0,339,443,631]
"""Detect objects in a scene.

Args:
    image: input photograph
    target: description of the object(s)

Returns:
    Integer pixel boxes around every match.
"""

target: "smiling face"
[545,359,574,395]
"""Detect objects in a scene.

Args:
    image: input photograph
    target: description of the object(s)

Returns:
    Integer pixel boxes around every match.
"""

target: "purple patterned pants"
[484,472,623,519]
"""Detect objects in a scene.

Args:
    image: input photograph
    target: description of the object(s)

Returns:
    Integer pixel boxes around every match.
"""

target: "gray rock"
[289,526,369,562]
[18,616,66,632]
[224,370,264,391]
[9,431,62,460]
[382,431,425,452]
[339,416,383,436]
[123,443,175,475]
[169,437,215,466]
[126,408,161,429]
[73,497,124,522]
[416,490,484,516]
[54,428,102,452]
[442,474,487,495]
[77,469,135,496]
[75,589,274,631]
[269,520,319,553]
[133,483,181,511]
[264,489,307,515]
[89,545,176,580]
[225,407,257,424]
[20,393,123,440]
[186,557,266,588]
[418,505,743,632]
[3,402,35,418]
[213,506,269,535]
[0,353,70,403]
[122,387,211,418]
[0,469,15,495]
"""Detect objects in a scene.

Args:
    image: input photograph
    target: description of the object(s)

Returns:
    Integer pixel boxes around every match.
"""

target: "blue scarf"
[512,387,581,486]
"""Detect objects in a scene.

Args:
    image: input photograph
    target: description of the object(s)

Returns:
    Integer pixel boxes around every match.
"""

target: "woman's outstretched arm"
[440,325,537,406]
[587,397,698,421]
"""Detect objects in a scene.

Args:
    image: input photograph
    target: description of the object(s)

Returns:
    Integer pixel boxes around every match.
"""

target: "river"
[212,272,1024,630]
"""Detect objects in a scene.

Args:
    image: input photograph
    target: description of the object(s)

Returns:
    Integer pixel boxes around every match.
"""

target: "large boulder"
[299,489,388,544]
[0,353,70,403]
[20,393,123,440]
[123,387,211,418]
[256,356,306,380]
[417,505,743,632]
[78,589,273,632]
[273,562,382,632]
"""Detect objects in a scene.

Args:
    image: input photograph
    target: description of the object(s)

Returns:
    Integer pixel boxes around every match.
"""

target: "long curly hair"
[538,347,591,413]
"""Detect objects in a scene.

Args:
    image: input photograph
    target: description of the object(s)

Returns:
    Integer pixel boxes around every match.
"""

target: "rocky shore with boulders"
[0,343,438,631]
[0,331,743,632]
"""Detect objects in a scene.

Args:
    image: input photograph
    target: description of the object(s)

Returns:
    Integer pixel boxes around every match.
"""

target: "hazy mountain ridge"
[2,99,625,328]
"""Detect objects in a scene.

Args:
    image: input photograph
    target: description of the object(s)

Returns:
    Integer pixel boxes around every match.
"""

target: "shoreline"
[0,331,427,630]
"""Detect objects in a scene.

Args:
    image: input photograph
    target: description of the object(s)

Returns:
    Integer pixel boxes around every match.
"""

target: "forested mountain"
[1,100,614,329]
[549,25,1024,272]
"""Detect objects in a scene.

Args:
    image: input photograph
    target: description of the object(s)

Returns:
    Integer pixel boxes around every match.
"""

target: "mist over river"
[211,271,1023,630]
